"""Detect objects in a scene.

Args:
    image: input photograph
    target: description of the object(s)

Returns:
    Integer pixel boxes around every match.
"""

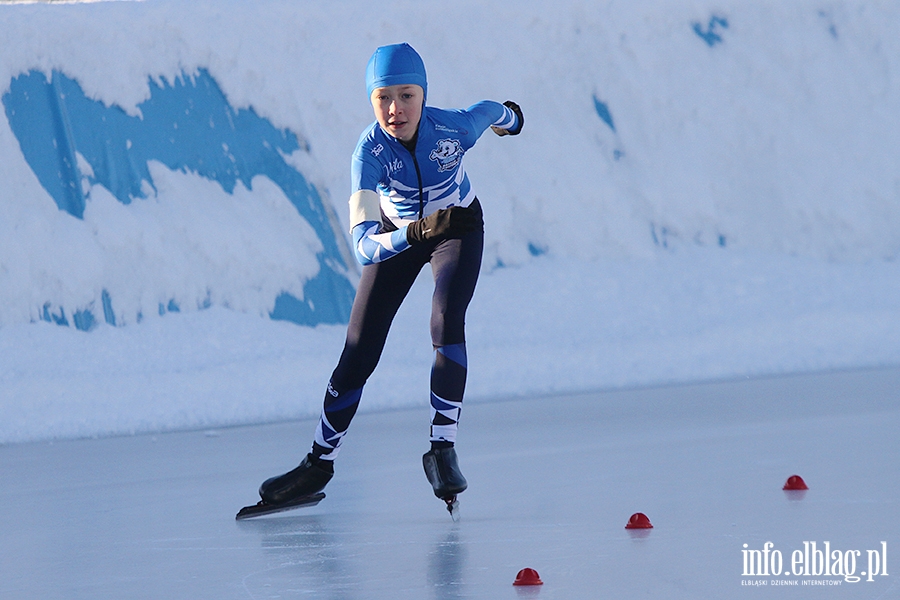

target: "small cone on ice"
[783,475,808,490]
[625,512,653,529]
[513,567,544,586]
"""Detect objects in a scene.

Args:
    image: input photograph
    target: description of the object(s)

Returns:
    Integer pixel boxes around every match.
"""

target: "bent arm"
[465,100,522,136]
[349,190,411,265]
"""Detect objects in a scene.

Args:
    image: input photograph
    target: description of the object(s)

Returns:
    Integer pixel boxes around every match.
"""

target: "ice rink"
[2,367,898,599]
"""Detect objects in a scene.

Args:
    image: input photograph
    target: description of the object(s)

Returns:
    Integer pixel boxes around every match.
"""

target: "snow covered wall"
[3,0,900,444]
[2,0,899,330]
[3,67,355,329]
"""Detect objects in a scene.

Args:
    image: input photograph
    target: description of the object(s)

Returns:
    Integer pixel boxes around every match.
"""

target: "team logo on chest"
[429,138,463,172]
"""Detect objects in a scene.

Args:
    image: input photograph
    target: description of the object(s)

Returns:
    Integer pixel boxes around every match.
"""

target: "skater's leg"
[260,247,429,504]
[311,245,430,460]
[429,205,484,349]
[429,343,467,444]
[422,211,482,505]
[312,385,363,460]
[428,213,483,446]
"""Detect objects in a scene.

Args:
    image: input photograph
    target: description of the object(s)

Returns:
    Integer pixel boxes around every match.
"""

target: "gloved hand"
[491,100,524,136]
[406,205,483,244]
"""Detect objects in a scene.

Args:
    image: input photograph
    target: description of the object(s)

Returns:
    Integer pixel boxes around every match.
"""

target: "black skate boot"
[259,453,333,505]
[423,446,468,499]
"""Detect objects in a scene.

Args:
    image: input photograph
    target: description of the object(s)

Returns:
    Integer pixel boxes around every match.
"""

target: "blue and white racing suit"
[311,101,520,461]
[349,101,518,265]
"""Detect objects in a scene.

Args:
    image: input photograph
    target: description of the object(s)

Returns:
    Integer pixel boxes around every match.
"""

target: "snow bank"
[1,0,899,442]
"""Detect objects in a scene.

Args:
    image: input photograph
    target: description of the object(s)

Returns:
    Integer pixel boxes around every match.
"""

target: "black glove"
[406,205,483,245]
[492,100,524,136]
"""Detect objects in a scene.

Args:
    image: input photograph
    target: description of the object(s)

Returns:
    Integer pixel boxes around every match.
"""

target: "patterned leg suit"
[312,226,483,460]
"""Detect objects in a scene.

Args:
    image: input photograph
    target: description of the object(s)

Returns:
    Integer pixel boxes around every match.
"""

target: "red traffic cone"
[783,475,808,490]
[625,512,653,529]
[513,568,544,586]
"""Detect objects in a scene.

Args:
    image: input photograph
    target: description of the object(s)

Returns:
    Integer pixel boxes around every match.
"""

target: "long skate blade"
[235,492,326,520]
[444,496,460,522]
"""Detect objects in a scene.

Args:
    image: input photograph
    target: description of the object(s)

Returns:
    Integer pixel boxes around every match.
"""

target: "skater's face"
[371,84,423,142]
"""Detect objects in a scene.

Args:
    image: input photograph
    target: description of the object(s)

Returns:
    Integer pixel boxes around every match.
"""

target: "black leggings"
[312,204,483,458]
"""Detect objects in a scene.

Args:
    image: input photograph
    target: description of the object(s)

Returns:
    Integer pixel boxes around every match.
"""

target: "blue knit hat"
[365,43,427,99]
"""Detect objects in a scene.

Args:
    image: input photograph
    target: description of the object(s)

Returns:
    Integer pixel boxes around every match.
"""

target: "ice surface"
[2,367,897,599]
